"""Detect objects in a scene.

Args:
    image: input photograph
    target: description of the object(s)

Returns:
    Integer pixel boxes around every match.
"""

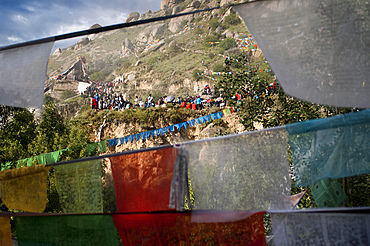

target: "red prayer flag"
[109,147,177,212]
[112,211,266,246]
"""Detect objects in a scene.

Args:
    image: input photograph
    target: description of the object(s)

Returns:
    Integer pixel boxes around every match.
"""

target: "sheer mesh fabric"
[54,160,103,213]
[179,128,290,213]
[287,109,370,186]
[271,211,370,246]
[0,42,54,108]
[235,0,370,108]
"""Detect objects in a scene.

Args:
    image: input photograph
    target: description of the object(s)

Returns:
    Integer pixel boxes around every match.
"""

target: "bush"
[60,90,75,100]
[219,38,236,50]
[209,18,220,31]
[224,13,242,26]
[193,69,203,81]
[90,72,105,81]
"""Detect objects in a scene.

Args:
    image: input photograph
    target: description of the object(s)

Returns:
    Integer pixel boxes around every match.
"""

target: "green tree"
[219,37,236,51]
[0,108,36,166]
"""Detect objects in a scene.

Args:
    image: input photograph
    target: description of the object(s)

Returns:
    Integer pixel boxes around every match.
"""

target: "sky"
[0,0,163,49]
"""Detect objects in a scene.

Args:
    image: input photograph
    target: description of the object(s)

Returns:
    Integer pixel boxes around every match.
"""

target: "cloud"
[0,0,162,47]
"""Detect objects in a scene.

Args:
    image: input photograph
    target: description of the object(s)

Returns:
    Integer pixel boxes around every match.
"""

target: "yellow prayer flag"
[0,165,50,213]
[0,216,12,246]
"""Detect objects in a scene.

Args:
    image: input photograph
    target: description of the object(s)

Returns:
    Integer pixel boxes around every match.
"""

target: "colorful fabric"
[0,216,13,246]
[36,154,46,164]
[0,165,50,212]
[15,215,119,246]
[287,109,370,186]
[109,147,177,213]
[311,178,348,207]
[112,211,266,246]
[54,160,103,213]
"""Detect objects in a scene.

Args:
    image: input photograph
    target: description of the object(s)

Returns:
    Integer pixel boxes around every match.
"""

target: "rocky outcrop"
[139,10,152,20]
[189,0,201,8]
[52,48,62,56]
[88,24,102,40]
[168,8,195,33]
[160,0,182,10]
[74,37,89,50]
[122,38,133,53]
[142,40,165,54]
[135,23,166,44]
[125,12,140,22]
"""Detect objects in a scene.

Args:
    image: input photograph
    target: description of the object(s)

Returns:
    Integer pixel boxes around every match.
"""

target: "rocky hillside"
[47,0,261,101]
[46,0,265,147]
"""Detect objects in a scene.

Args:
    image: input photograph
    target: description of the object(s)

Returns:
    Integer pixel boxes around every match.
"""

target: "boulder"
[160,0,182,10]
[220,0,235,6]
[142,40,165,54]
[140,10,152,20]
[125,12,140,23]
[74,37,89,50]
[122,38,133,53]
[52,48,62,56]
[135,23,166,44]
[168,40,177,48]
[189,1,201,8]
[222,30,234,38]
[87,23,102,40]
[172,6,181,15]
[168,8,195,33]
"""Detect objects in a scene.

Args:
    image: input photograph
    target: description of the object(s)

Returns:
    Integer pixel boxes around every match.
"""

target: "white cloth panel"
[235,0,370,108]
[0,42,54,108]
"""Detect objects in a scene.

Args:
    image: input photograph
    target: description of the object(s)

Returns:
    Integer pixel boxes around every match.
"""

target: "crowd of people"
[85,81,227,111]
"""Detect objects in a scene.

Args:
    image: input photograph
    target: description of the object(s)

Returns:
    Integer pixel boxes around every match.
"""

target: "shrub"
[224,13,242,26]
[209,18,220,31]
[193,69,203,81]
[219,38,236,50]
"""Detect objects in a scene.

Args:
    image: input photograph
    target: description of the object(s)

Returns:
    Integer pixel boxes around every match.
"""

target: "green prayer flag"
[55,159,103,213]
[226,108,231,114]
[15,215,119,246]
[87,143,98,156]
[98,140,107,153]
[311,178,348,207]
[36,154,46,165]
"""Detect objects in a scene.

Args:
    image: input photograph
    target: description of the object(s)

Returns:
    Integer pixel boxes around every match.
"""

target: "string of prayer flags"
[108,111,225,147]
[0,216,13,246]
[109,146,177,212]
[112,211,266,246]
[54,159,103,213]
[0,165,50,212]
[15,215,119,246]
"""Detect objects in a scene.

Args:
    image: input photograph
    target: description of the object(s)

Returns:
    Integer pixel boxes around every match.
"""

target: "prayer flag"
[0,165,50,212]
[112,211,266,246]
[0,42,54,108]
[0,216,12,246]
[15,215,119,246]
[98,140,107,153]
[109,147,177,212]
[54,160,103,213]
